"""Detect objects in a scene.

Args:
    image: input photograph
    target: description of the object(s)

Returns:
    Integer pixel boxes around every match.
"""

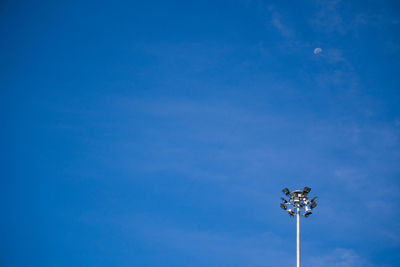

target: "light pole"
[280,187,317,267]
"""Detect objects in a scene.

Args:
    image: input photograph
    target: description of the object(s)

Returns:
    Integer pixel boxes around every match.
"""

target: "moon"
[314,48,322,54]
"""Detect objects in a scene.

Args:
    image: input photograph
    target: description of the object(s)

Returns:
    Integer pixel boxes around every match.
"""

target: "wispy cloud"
[112,214,294,266]
[310,0,400,37]
[270,12,293,38]
[266,5,294,38]
[309,0,345,33]
[306,248,377,267]
[322,48,347,64]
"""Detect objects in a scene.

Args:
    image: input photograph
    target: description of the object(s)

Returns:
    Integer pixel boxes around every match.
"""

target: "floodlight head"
[310,201,317,209]
[282,188,290,196]
[280,187,318,219]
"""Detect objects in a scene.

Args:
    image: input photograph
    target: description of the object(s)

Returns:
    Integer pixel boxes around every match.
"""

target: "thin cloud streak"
[271,12,293,38]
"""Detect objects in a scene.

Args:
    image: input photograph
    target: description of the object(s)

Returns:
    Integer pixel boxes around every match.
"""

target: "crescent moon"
[314,48,322,54]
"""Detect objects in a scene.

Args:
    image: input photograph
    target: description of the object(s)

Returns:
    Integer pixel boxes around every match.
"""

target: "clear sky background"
[1,0,400,266]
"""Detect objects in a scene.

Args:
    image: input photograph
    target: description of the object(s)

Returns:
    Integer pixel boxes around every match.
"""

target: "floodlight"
[310,201,317,209]
[304,211,312,217]
[279,187,318,267]
[282,188,290,196]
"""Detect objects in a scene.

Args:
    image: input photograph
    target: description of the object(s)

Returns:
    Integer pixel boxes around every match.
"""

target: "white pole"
[296,207,300,267]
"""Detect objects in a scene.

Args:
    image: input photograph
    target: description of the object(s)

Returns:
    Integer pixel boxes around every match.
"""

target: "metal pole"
[296,207,300,267]
[281,188,317,267]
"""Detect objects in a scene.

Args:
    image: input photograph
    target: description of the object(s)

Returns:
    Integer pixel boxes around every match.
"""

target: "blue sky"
[1,0,400,266]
